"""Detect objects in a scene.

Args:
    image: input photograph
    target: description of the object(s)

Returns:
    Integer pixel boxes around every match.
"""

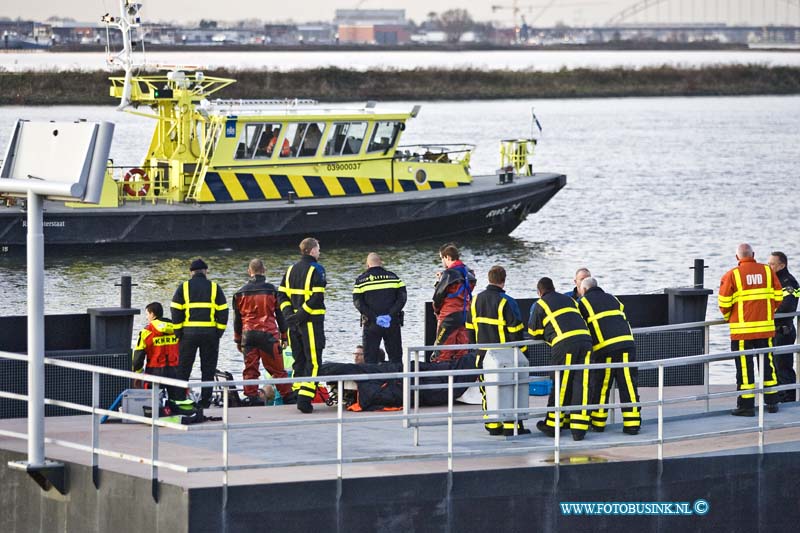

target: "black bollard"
[691,259,708,289]
[118,275,133,308]
[287,191,295,204]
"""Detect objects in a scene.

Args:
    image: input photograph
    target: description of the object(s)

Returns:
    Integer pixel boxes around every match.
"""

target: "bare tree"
[438,9,474,44]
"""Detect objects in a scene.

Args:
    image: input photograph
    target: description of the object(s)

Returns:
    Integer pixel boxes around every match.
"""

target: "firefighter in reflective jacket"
[577,277,640,435]
[719,243,782,416]
[278,237,327,414]
[171,258,228,408]
[466,266,530,436]
[432,243,476,361]
[233,258,295,406]
[768,251,799,402]
[527,277,593,441]
[353,252,407,364]
[133,302,185,401]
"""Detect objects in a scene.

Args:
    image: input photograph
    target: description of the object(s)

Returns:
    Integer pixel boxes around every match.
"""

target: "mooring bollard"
[116,275,136,308]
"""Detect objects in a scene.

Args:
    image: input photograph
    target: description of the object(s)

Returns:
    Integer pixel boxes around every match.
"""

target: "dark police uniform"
[171,273,228,407]
[528,291,593,440]
[774,267,799,402]
[353,266,407,364]
[466,284,527,435]
[278,254,326,410]
[578,286,640,433]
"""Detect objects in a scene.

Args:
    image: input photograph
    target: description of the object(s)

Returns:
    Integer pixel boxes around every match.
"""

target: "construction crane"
[492,0,599,40]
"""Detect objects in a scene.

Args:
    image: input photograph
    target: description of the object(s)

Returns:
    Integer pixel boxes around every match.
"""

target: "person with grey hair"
[566,267,591,299]
[578,277,640,434]
[719,243,783,416]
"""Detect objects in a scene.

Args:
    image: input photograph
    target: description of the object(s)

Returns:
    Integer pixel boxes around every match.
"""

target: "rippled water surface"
[1,95,798,384]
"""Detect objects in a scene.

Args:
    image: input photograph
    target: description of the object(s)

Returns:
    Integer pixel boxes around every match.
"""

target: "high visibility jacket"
[132,318,179,372]
[578,287,635,357]
[277,254,326,322]
[466,284,527,353]
[527,291,592,348]
[432,260,476,322]
[170,274,228,335]
[718,257,783,340]
[353,266,407,322]
[775,267,799,328]
[233,275,285,344]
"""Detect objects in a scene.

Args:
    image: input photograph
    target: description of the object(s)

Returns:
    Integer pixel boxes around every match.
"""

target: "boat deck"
[1,385,797,489]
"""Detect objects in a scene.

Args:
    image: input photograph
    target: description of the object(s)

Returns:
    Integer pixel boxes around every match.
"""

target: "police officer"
[528,277,593,441]
[171,258,228,408]
[466,265,529,436]
[278,237,327,414]
[233,258,294,406]
[768,251,799,402]
[577,277,640,435]
[353,252,407,364]
[133,302,184,401]
[719,243,782,416]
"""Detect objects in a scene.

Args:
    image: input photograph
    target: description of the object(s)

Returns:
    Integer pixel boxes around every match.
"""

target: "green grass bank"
[1,65,799,105]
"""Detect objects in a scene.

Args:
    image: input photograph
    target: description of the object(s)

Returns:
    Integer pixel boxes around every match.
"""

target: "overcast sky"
[0,1,780,26]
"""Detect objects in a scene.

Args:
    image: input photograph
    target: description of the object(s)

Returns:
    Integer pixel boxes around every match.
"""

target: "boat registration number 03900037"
[485,203,521,218]
[326,162,362,171]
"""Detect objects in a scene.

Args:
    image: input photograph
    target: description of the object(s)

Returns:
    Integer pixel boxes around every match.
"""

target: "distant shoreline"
[1,65,799,105]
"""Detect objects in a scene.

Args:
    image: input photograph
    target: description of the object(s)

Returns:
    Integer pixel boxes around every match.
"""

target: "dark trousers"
[143,366,186,401]
[363,322,402,364]
[242,330,292,399]
[288,319,325,400]
[732,338,779,409]
[774,326,797,402]
[589,349,640,431]
[543,341,592,439]
[178,330,220,405]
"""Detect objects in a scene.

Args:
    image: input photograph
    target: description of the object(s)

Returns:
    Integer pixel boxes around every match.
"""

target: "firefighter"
[132,302,185,401]
[278,237,327,414]
[353,252,407,364]
[719,243,782,416]
[577,277,640,435]
[171,258,228,408]
[768,251,799,403]
[233,258,295,406]
[528,277,593,441]
[466,265,529,436]
[432,243,476,361]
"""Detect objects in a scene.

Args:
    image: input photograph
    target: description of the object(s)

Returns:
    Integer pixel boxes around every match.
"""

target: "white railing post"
[150,383,160,501]
[554,369,560,465]
[447,375,454,473]
[413,350,420,447]
[758,351,764,454]
[658,365,664,462]
[222,379,229,509]
[403,348,410,429]
[704,324,711,412]
[513,346,519,436]
[91,372,100,482]
[26,190,45,467]
[337,379,344,480]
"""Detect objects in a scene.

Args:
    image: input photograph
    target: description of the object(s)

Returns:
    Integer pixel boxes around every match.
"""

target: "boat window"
[234,123,285,160]
[367,121,402,154]
[324,122,368,157]
[280,122,327,158]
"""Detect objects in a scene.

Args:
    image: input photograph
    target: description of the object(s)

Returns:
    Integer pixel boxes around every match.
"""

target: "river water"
[1,49,799,72]
[0,94,798,385]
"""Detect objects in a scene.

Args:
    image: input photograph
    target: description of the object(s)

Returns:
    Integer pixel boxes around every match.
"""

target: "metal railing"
[1,313,799,494]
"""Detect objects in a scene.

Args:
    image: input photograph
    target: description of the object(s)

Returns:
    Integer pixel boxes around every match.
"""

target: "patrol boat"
[0,1,565,253]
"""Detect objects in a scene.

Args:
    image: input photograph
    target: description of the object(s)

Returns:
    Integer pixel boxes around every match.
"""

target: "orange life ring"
[123,168,150,197]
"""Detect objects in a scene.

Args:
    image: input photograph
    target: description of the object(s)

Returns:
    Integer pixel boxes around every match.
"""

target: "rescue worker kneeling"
[132,302,185,401]
[528,277,593,441]
[466,266,529,436]
[577,277,641,435]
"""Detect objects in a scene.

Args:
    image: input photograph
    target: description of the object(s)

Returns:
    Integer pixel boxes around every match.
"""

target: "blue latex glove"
[376,314,391,328]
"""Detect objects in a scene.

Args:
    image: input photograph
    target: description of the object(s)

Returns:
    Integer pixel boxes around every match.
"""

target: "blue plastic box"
[529,379,553,396]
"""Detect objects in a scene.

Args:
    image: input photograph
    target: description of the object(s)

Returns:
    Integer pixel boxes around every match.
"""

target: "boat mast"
[102,1,144,111]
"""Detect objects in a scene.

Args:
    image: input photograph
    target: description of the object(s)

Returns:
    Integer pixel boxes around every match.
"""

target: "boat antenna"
[531,107,543,139]
[102,1,144,110]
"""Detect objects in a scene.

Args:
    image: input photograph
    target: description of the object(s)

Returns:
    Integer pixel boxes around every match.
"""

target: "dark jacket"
[527,291,591,348]
[277,254,327,323]
[775,267,799,328]
[578,286,635,357]
[432,260,476,322]
[466,284,526,353]
[170,273,228,337]
[233,274,285,344]
[353,266,407,323]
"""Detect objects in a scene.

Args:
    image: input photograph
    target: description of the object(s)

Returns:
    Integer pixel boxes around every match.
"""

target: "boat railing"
[395,143,475,165]
[1,313,799,493]
[110,165,172,204]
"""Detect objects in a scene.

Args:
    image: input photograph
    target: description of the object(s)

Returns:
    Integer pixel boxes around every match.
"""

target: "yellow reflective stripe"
[581,297,604,346]
[497,298,507,343]
[584,309,625,324]
[528,327,543,337]
[185,303,213,309]
[307,322,319,377]
[553,329,589,344]
[467,298,477,331]
[507,323,524,333]
[537,298,563,340]
[302,303,325,315]
[621,352,639,414]
[542,306,581,327]
[465,322,475,330]
[183,321,219,327]
[597,356,612,417]
[304,267,315,297]
[170,301,185,310]
[352,280,404,293]
[594,334,635,351]
[280,301,292,311]
[581,350,590,407]
[474,317,504,326]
